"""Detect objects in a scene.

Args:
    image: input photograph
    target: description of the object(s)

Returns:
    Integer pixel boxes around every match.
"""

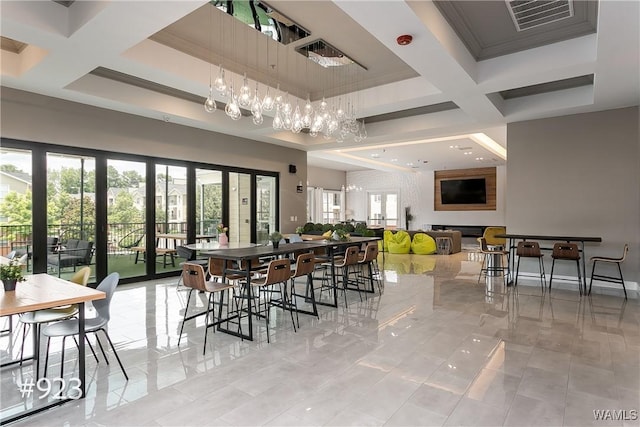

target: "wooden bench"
[131,246,177,267]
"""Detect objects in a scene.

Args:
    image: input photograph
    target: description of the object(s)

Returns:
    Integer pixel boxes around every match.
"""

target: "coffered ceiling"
[1,1,638,172]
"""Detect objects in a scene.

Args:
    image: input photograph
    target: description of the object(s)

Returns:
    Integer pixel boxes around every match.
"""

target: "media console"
[431,225,487,238]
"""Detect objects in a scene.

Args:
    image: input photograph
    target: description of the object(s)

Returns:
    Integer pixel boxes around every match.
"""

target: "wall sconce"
[296,181,303,193]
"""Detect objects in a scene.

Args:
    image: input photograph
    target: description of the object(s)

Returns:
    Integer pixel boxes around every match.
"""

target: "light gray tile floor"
[1,251,638,426]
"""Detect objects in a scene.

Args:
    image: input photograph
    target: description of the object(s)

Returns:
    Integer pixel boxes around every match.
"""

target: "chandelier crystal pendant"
[262,86,274,111]
[225,84,242,121]
[214,65,227,95]
[292,103,303,133]
[251,83,263,125]
[238,73,251,108]
[272,105,284,130]
[204,86,217,113]
[274,84,283,108]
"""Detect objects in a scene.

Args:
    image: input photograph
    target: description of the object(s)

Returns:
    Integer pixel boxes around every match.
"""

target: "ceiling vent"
[506,0,574,31]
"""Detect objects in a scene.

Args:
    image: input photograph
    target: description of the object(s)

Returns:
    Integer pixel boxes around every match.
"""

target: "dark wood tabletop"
[495,234,602,243]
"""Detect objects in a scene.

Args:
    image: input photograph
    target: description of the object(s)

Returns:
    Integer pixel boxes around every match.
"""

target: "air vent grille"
[506,0,574,31]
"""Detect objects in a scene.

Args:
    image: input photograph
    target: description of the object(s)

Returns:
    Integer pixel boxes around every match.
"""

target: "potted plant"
[269,231,284,249]
[1,260,26,291]
[405,206,414,230]
[295,226,304,236]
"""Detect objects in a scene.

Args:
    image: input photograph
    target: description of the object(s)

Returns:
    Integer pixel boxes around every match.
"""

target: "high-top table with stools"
[496,234,601,293]
[202,237,380,341]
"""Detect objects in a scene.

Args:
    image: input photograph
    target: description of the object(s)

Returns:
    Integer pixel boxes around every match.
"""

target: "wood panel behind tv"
[434,167,496,211]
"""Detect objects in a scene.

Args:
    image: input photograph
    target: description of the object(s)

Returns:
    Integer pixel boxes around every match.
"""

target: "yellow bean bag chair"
[387,231,411,254]
[411,233,437,255]
[380,230,394,252]
[483,226,506,246]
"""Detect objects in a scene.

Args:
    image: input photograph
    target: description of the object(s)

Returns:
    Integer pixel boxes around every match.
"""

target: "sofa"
[47,239,94,270]
[384,230,462,254]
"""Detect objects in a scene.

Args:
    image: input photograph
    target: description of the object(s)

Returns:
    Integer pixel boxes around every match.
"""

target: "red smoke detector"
[396,34,413,46]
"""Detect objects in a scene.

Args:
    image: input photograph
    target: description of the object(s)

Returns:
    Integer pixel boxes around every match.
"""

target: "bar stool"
[320,245,361,307]
[549,243,582,294]
[357,242,381,293]
[589,244,628,299]
[477,237,509,283]
[247,258,294,343]
[289,252,319,325]
[515,241,546,288]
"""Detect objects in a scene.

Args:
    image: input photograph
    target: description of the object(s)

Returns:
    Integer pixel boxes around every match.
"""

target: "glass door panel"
[46,153,96,279]
[154,165,187,273]
[256,175,276,244]
[107,159,146,279]
[229,172,251,243]
[195,169,223,239]
[0,148,33,271]
[322,190,342,223]
[385,193,398,227]
[368,193,383,226]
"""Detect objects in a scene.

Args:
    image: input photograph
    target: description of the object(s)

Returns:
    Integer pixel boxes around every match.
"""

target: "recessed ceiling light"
[475,157,483,161]
[464,151,472,155]
[449,145,459,149]
[390,158,398,162]
[371,153,380,158]
[406,162,413,166]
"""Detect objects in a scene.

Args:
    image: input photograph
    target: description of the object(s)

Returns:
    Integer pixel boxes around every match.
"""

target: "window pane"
[0,148,32,270]
[155,165,187,273]
[368,193,382,225]
[107,159,146,279]
[229,172,251,243]
[257,175,276,243]
[47,153,96,279]
[195,169,223,238]
[386,193,398,226]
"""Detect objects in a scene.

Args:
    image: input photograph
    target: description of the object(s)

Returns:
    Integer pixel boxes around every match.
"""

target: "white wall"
[346,167,506,229]
[0,88,308,233]
[507,107,639,287]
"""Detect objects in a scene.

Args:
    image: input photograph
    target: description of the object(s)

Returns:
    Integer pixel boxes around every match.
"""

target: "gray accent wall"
[506,106,639,288]
[1,88,307,234]
[307,166,346,191]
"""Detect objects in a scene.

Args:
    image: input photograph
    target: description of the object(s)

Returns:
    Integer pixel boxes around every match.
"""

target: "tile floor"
[1,250,638,426]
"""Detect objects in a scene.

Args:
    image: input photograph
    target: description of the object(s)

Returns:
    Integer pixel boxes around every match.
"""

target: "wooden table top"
[0,274,105,317]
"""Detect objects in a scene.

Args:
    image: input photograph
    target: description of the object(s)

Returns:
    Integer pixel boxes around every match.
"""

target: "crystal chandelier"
[202,2,367,143]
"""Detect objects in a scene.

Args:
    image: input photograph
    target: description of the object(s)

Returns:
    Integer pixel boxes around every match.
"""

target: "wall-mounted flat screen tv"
[440,178,487,204]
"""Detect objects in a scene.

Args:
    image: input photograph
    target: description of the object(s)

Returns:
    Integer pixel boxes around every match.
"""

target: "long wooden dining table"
[203,237,380,341]
[495,233,602,292]
[0,274,105,425]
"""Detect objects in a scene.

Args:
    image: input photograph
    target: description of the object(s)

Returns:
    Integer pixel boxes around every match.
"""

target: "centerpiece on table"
[217,223,229,245]
[331,229,351,242]
[295,226,304,236]
[1,260,26,291]
[269,231,284,249]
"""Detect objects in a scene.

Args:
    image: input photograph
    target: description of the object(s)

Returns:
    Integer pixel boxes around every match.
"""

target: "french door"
[367,191,398,228]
